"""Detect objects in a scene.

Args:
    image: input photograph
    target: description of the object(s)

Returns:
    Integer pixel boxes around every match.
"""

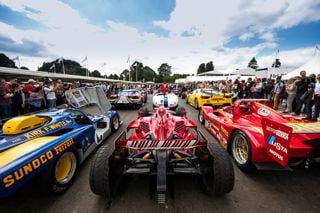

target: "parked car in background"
[186,88,232,109]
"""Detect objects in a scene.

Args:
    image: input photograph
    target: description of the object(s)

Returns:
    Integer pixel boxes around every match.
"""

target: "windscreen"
[120,90,140,96]
[203,89,219,95]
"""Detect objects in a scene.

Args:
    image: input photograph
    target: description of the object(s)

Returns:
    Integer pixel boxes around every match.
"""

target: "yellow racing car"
[186,88,232,109]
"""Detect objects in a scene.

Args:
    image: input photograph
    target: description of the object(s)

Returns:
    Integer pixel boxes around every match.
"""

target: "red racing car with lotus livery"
[89,106,234,204]
[199,99,320,172]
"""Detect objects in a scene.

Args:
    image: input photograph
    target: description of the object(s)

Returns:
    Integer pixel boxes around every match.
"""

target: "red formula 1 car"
[199,99,320,172]
[89,106,234,204]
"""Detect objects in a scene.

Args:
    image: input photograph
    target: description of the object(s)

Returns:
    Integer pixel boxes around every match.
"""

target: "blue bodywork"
[0,108,120,197]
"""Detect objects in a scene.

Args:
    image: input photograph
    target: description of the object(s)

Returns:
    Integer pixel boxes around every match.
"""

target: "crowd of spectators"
[0,78,119,121]
[180,70,320,121]
[1,71,319,122]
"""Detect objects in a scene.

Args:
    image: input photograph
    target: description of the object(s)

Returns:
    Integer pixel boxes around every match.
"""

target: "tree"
[158,63,172,76]
[142,66,157,82]
[205,61,214,72]
[91,70,101,77]
[120,69,130,81]
[157,63,172,83]
[38,59,87,76]
[0,53,16,68]
[130,61,144,82]
[197,63,206,74]
[248,57,258,69]
[272,58,281,68]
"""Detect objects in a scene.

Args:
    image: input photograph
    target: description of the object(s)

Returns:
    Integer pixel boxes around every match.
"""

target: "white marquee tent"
[283,49,320,79]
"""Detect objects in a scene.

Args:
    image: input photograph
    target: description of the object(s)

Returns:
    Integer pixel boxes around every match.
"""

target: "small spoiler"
[114,131,208,150]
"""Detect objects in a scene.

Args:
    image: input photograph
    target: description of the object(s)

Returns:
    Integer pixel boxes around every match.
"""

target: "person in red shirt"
[25,79,36,96]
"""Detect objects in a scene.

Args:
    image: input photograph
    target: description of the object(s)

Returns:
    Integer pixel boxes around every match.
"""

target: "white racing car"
[153,84,178,109]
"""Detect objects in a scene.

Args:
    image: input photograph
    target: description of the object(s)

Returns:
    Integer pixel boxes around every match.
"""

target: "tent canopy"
[283,49,320,79]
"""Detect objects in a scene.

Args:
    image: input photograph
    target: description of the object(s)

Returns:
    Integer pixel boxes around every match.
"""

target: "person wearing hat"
[25,79,36,97]
[43,81,57,109]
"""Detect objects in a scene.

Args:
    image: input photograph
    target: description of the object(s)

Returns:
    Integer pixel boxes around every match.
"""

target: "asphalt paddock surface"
[1,94,320,213]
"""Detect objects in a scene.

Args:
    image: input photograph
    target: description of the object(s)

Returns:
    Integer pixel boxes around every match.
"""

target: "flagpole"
[127,56,131,82]
[62,58,65,74]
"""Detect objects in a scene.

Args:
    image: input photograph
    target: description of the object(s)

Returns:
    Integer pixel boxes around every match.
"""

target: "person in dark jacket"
[11,83,25,116]
[293,70,310,115]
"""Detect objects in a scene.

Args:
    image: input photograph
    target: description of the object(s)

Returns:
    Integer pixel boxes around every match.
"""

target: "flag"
[126,56,130,63]
[57,57,63,63]
[81,56,87,64]
[50,64,55,70]
[11,56,19,61]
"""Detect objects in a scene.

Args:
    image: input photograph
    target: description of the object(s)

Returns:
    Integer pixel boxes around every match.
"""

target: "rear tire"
[111,114,120,133]
[142,107,150,117]
[203,142,234,195]
[195,99,199,109]
[176,106,186,116]
[198,108,205,124]
[90,143,123,200]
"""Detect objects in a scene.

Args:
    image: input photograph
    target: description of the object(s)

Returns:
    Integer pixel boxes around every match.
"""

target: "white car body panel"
[152,93,178,109]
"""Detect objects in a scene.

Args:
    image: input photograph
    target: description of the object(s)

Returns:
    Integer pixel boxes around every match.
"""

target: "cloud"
[0,0,319,75]
[0,33,48,57]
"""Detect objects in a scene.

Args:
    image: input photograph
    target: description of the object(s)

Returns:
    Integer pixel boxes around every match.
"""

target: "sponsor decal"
[23,120,72,140]
[126,139,198,149]
[220,126,229,137]
[257,108,270,117]
[262,118,292,167]
[266,126,289,140]
[2,138,75,189]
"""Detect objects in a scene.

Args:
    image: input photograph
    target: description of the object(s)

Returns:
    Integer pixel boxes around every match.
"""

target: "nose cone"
[158,106,166,117]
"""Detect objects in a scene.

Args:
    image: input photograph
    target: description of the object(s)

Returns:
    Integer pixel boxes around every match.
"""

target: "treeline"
[0,53,189,83]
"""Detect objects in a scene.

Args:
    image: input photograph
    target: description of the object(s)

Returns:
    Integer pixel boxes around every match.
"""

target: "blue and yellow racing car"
[0,86,121,197]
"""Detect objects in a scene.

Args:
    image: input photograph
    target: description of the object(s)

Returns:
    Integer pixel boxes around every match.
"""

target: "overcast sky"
[0,0,319,76]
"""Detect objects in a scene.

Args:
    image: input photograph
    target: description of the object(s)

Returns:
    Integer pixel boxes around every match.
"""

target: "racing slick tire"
[194,99,199,109]
[142,107,150,117]
[111,114,120,133]
[230,130,255,172]
[90,143,123,200]
[41,150,78,194]
[203,142,235,195]
[176,106,186,116]
[198,108,205,124]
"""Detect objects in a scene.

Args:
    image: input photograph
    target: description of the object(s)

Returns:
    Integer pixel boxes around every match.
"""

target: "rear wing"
[262,117,293,167]
[114,131,208,150]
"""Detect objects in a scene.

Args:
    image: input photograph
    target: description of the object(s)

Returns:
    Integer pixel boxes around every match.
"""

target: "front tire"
[230,130,255,172]
[41,150,78,194]
[203,142,234,195]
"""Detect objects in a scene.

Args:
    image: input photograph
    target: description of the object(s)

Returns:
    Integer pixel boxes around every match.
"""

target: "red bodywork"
[115,106,207,150]
[202,99,320,167]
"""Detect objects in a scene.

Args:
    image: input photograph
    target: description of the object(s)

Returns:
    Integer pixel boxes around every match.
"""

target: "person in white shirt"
[43,81,57,109]
[311,74,320,121]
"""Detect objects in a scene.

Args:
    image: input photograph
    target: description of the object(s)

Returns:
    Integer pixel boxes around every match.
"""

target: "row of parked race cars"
[0,85,319,205]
